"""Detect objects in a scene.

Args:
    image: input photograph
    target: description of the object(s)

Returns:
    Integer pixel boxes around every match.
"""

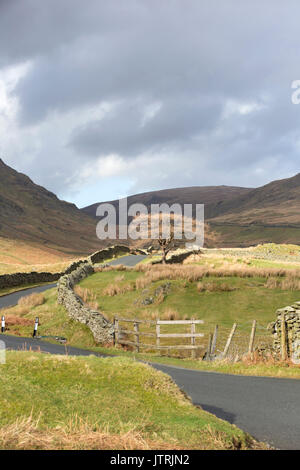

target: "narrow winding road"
[0,254,299,450]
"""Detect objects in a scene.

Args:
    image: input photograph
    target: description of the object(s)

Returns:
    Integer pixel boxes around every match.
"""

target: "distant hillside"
[1,157,300,252]
[82,174,300,246]
[0,159,102,256]
[208,173,300,225]
[82,186,252,219]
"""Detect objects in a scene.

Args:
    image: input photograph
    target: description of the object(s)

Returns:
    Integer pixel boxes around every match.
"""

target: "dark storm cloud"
[69,97,222,157]
[1,0,300,202]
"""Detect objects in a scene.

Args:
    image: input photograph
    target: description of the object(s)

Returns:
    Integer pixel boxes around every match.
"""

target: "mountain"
[208,173,300,224]
[1,157,300,253]
[82,186,252,220]
[0,159,102,256]
[82,174,300,246]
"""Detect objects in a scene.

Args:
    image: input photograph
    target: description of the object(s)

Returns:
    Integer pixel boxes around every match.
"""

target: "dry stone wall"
[0,259,88,290]
[0,271,60,290]
[57,262,114,344]
[270,301,300,362]
[0,245,146,344]
[0,245,137,291]
[88,245,147,264]
[88,245,131,264]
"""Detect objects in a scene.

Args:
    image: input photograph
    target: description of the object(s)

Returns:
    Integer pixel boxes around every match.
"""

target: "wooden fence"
[113,317,204,358]
[113,317,268,361]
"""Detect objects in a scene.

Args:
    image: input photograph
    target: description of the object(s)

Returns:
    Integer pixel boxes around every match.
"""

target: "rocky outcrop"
[270,302,300,362]
[57,262,114,344]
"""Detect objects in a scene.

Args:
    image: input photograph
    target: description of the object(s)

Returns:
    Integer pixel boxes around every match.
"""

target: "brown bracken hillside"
[0,159,102,256]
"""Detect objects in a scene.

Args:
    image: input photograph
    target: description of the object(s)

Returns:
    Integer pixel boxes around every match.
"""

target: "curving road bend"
[0,255,299,449]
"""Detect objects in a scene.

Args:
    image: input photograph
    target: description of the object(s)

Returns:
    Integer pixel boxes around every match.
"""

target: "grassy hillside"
[0,351,261,450]
[0,159,103,255]
[82,185,251,218]
[210,223,300,247]
[82,173,300,246]
[209,173,300,225]
[0,237,77,275]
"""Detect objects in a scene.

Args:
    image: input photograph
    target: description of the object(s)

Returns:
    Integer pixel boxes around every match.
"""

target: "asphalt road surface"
[107,254,147,266]
[1,254,299,449]
[0,283,57,308]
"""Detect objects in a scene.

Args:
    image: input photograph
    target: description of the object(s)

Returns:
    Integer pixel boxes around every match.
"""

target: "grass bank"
[0,351,263,450]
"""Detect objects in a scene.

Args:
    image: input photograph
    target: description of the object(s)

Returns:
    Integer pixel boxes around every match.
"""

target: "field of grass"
[211,223,300,247]
[0,237,77,275]
[2,260,300,360]
[2,284,300,379]
[2,243,300,379]
[79,270,298,327]
[0,351,263,450]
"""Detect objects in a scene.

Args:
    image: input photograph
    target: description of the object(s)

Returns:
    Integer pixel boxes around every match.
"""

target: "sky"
[0,0,300,208]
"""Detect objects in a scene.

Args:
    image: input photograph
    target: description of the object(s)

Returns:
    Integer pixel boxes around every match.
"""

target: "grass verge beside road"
[0,351,264,450]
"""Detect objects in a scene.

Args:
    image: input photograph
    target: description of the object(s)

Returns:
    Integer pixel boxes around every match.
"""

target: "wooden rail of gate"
[113,317,204,358]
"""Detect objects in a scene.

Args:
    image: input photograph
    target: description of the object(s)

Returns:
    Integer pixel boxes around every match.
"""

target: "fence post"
[206,333,213,360]
[33,317,39,338]
[281,315,287,361]
[223,323,237,358]
[134,321,140,353]
[191,321,196,359]
[211,325,218,357]
[1,316,5,333]
[113,317,116,346]
[248,320,257,355]
[156,321,161,355]
[114,318,119,346]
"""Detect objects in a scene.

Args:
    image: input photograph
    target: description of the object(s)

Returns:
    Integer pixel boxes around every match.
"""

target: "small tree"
[158,233,174,264]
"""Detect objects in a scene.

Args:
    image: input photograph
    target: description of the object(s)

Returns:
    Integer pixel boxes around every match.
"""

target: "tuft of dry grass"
[197,281,236,293]
[18,293,45,308]
[135,263,300,282]
[135,276,151,290]
[0,414,263,450]
[161,308,180,321]
[3,314,33,327]
[74,286,99,310]
[264,278,300,290]
[0,415,183,450]
[102,283,134,296]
